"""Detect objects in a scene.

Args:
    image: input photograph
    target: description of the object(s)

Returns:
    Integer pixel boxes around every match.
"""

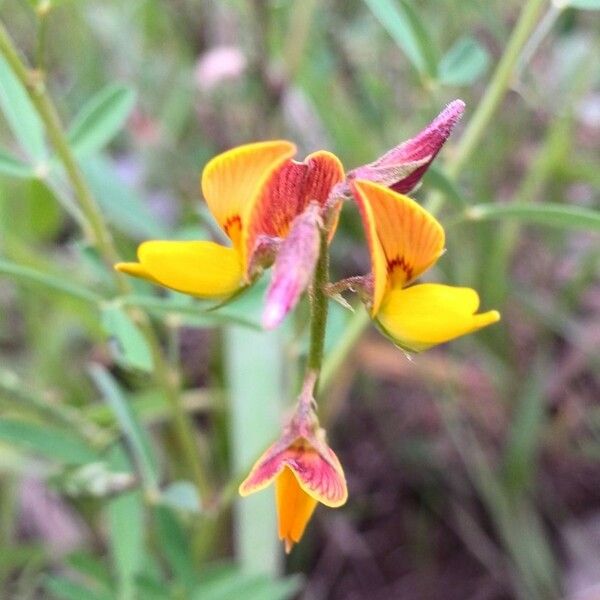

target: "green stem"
[446,0,546,179]
[0,21,209,498]
[307,230,330,387]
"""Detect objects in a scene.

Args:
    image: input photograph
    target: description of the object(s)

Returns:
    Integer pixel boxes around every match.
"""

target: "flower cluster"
[116,100,500,552]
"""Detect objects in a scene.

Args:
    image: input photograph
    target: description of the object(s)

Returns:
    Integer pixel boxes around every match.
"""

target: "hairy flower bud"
[347,99,465,194]
[262,202,322,329]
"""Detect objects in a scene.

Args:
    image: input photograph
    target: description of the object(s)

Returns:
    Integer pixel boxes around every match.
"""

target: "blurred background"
[0,0,599,599]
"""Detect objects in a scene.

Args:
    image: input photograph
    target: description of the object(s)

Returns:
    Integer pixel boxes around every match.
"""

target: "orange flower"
[116,141,343,299]
[239,410,347,553]
[352,179,500,351]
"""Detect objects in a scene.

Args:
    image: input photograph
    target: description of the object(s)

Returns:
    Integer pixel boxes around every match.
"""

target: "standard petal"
[276,467,318,553]
[201,140,296,257]
[244,150,344,263]
[352,179,445,314]
[132,240,243,298]
[377,283,501,352]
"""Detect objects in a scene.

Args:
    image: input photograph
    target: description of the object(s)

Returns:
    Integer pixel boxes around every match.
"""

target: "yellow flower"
[239,414,347,553]
[115,141,344,299]
[351,179,500,351]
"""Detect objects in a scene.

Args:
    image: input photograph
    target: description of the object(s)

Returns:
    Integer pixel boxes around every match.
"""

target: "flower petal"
[126,240,243,298]
[347,100,465,194]
[276,467,318,553]
[115,261,160,284]
[352,179,445,315]
[201,141,296,262]
[377,283,501,351]
[244,150,344,264]
[239,438,347,508]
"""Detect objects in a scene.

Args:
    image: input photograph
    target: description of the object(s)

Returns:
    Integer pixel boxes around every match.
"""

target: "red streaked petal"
[351,180,445,313]
[201,140,296,263]
[239,436,347,508]
[347,100,465,194]
[244,150,344,270]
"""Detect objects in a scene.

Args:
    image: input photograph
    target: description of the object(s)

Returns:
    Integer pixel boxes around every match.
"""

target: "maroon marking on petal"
[387,255,413,282]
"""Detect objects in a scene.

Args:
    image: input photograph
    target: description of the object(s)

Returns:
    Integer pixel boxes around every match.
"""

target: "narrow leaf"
[160,480,202,513]
[0,56,47,161]
[101,303,153,372]
[106,445,146,600]
[89,365,159,491]
[439,36,490,86]
[363,0,438,77]
[0,418,98,464]
[0,148,34,178]
[45,575,111,600]
[467,203,600,231]
[68,84,136,159]
[423,165,468,208]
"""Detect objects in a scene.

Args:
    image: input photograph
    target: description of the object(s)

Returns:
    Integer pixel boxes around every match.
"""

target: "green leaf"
[567,0,600,8]
[101,303,153,371]
[193,568,300,600]
[45,575,111,600]
[0,56,47,162]
[439,36,490,86]
[81,156,168,239]
[0,257,101,304]
[155,506,197,590]
[106,445,146,600]
[68,84,136,159]
[89,365,159,492]
[466,203,600,231]
[160,480,202,513]
[0,418,98,464]
[363,0,438,77]
[0,148,34,178]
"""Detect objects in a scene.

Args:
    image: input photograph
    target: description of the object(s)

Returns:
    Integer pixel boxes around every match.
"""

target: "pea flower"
[239,382,347,553]
[351,179,500,351]
[115,141,344,300]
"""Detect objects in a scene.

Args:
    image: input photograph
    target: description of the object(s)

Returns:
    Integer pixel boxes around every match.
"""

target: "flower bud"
[347,99,465,194]
[262,202,322,329]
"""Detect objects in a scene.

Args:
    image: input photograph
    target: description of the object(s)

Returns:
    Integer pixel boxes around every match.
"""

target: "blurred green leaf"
[567,0,600,8]
[0,418,98,464]
[45,575,111,600]
[0,56,47,162]
[363,0,438,77]
[0,148,34,177]
[101,303,153,372]
[467,203,600,231]
[68,84,136,159]
[502,363,547,495]
[155,505,197,590]
[105,445,146,600]
[89,365,159,491]
[107,489,145,600]
[193,567,300,600]
[81,156,168,239]
[0,257,102,304]
[160,480,202,513]
[439,36,490,86]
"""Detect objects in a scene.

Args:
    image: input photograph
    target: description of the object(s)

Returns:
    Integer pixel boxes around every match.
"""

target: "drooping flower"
[239,403,347,553]
[116,141,344,300]
[351,179,500,351]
